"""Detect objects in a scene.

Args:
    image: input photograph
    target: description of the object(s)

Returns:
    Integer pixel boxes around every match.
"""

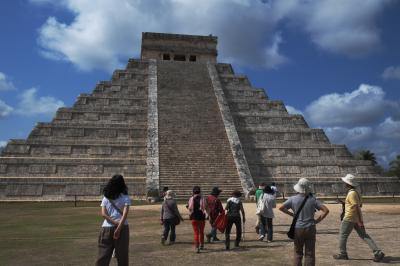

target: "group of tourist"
[95,174,386,266]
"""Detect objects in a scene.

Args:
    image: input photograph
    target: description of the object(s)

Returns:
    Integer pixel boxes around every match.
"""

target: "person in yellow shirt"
[333,174,385,262]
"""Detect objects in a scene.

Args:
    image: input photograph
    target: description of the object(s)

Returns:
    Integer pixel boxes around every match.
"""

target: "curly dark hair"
[103,174,128,200]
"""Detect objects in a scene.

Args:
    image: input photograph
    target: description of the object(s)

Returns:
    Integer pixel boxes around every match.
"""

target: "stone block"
[4,144,30,154]
[66,128,85,137]
[286,149,301,157]
[29,165,57,174]
[109,114,126,121]
[318,166,340,174]
[278,166,301,174]
[66,184,101,196]
[89,146,112,155]
[42,184,66,195]
[56,112,72,120]
[76,165,104,174]
[319,149,334,156]
[97,129,117,138]
[6,165,30,175]
[71,146,88,155]
[30,127,51,137]
[85,113,100,121]
[301,166,318,176]
[49,146,71,155]
[0,164,7,174]
[6,184,43,196]
[301,149,319,157]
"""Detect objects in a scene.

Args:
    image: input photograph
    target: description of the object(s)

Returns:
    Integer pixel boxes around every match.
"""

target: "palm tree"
[354,150,377,166]
[389,155,400,177]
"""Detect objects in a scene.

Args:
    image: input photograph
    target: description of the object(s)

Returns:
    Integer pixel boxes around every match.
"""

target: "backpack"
[190,196,206,220]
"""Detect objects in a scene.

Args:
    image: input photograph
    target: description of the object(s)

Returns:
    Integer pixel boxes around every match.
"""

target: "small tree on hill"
[354,150,377,166]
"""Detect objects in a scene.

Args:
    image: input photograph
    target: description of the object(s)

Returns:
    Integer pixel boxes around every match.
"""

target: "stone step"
[0,157,146,177]
[6,138,146,146]
[126,59,149,69]
[28,124,146,139]
[228,100,287,113]
[74,95,147,108]
[2,142,147,158]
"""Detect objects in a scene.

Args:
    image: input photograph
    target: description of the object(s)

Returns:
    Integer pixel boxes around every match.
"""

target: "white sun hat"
[341,174,359,187]
[293,178,312,194]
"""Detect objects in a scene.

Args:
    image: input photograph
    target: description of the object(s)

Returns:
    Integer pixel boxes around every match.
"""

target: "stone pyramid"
[0,32,398,200]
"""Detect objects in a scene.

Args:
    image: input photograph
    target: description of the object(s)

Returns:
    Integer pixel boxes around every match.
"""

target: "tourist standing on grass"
[188,186,208,253]
[258,185,276,242]
[279,178,329,266]
[161,190,183,245]
[206,187,224,243]
[225,190,246,250]
[255,183,265,234]
[96,174,131,266]
[333,174,385,262]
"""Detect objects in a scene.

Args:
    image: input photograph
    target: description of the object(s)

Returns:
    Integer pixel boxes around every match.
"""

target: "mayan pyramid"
[0,32,399,200]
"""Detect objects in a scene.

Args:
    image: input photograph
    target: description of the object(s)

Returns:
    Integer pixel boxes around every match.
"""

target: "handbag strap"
[109,199,123,215]
[292,193,310,224]
[165,200,179,217]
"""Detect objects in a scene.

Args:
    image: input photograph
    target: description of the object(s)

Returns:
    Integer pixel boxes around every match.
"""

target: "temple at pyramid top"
[141,32,218,63]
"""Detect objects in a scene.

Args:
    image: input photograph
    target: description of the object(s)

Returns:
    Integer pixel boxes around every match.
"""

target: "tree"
[388,155,400,177]
[354,150,377,166]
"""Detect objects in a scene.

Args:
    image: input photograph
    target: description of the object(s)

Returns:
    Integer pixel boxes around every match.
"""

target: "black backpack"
[190,196,206,220]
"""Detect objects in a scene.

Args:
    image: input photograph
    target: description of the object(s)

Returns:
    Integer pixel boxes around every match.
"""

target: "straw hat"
[341,174,358,187]
[293,178,312,194]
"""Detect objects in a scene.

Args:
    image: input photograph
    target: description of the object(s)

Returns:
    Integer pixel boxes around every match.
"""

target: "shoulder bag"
[287,193,310,239]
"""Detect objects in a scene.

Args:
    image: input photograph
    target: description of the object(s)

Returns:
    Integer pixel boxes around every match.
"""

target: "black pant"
[225,216,242,247]
[162,218,176,242]
[260,216,273,241]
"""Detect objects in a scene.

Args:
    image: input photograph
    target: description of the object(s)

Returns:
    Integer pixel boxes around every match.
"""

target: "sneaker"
[161,237,166,245]
[196,247,200,253]
[169,241,175,245]
[373,252,385,262]
[213,236,220,241]
[333,254,349,260]
[258,235,265,241]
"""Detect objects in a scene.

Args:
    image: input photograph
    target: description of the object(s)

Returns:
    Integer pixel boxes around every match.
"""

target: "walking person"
[161,190,183,245]
[279,178,329,266]
[255,183,265,234]
[225,190,246,250]
[258,185,276,242]
[206,187,224,243]
[95,174,131,266]
[188,186,208,253]
[333,174,385,262]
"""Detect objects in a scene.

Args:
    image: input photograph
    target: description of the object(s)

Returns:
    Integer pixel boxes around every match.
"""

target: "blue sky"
[0,0,399,167]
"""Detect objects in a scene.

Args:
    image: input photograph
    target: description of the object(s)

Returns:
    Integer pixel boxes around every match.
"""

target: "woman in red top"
[206,187,224,242]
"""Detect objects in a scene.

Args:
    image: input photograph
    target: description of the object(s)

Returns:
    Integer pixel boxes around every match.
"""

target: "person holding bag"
[96,174,131,266]
[279,178,329,266]
[160,190,184,245]
[188,186,208,253]
[206,187,224,243]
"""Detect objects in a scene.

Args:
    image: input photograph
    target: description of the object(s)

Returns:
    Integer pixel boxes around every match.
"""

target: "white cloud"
[33,0,391,72]
[285,105,303,115]
[15,88,64,116]
[382,66,400,80]
[0,72,16,91]
[377,117,400,139]
[293,0,391,57]
[305,84,387,127]
[0,100,13,118]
